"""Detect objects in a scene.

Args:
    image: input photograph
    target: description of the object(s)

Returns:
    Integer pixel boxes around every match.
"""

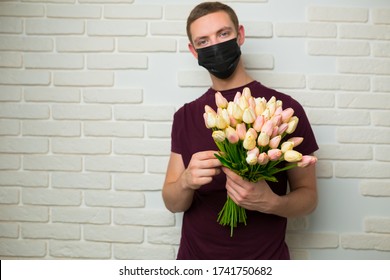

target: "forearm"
[162,176,195,213]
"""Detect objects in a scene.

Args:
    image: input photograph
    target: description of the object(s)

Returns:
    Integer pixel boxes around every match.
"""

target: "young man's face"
[190,11,238,49]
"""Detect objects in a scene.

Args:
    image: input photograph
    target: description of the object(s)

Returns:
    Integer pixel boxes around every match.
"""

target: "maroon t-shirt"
[171,81,318,260]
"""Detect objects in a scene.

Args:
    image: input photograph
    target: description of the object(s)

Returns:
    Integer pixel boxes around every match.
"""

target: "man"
[162,2,318,259]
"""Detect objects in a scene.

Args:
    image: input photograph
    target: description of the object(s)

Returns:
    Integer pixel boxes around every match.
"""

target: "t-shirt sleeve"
[170,109,183,155]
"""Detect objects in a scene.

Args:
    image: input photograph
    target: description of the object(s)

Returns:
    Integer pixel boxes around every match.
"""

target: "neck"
[209,61,254,91]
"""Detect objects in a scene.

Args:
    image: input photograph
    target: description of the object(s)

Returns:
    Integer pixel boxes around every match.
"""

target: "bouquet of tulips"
[203,87,317,236]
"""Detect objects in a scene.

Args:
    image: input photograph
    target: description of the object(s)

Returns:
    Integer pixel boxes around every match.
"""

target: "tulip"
[232,102,243,121]
[267,101,276,117]
[204,112,216,128]
[262,108,271,120]
[229,116,238,128]
[255,99,266,116]
[218,108,230,127]
[248,97,256,111]
[243,107,256,124]
[236,123,246,140]
[284,150,302,163]
[281,141,294,153]
[268,149,282,161]
[281,108,294,123]
[297,155,318,167]
[238,95,249,110]
[286,116,299,134]
[204,105,217,115]
[215,91,228,109]
[271,126,279,138]
[257,132,270,147]
[257,152,269,165]
[269,135,282,149]
[287,137,304,147]
[261,119,274,136]
[212,130,225,142]
[246,147,259,165]
[215,114,228,130]
[243,128,257,150]
[271,114,282,127]
[242,87,252,100]
[225,126,239,144]
[233,91,241,103]
[278,123,288,135]
[253,115,265,132]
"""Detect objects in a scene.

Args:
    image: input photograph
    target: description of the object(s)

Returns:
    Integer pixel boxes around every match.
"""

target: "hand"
[183,151,222,190]
[223,167,279,213]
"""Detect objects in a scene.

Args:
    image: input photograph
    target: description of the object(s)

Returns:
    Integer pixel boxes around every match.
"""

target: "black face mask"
[197,38,241,79]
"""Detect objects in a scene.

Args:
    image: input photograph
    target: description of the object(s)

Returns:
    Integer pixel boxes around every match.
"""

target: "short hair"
[186,2,239,44]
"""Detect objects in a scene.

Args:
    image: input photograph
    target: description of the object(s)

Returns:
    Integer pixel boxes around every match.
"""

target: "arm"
[162,151,222,213]
[223,163,317,218]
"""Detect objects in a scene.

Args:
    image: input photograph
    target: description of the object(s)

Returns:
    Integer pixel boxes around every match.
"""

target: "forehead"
[190,11,234,40]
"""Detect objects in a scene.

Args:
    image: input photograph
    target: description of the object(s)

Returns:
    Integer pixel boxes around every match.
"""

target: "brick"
[373,43,390,58]
[373,76,390,92]
[0,70,50,85]
[24,87,81,103]
[337,127,390,144]
[0,120,20,136]
[26,19,84,35]
[307,40,370,56]
[0,86,21,101]
[47,4,101,18]
[371,111,390,127]
[0,188,19,204]
[360,180,390,197]
[51,207,110,224]
[0,155,20,170]
[0,138,49,154]
[118,37,177,52]
[85,155,144,173]
[340,25,390,40]
[52,172,111,190]
[372,8,390,24]
[316,144,372,160]
[0,171,48,187]
[335,162,390,179]
[147,156,169,174]
[88,20,147,36]
[23,155,82,171]
[115,105,175,121]
[289,250,309,260]
[150,21,186,36]
[0,36,53,52]
[365,217,390,234]
[83,89,143,104]
[114,244,175,260]
[54,72,114,87]
[241,21,273,38]
[307,109,370,126]
[84,190,145,208]
[79,0,134,3]
[114,209,175,226]
[308,7,368,22]
[308,75,370,91]
[242,54,274,70]
[316,161,333,178]
[287,217,308,231]
[84,225,143,243]
[83,121,144,137]
[56,37,114,52]
[0,53,22,68]
[164,5,192,20]
[338,58,390,75]
[114,139,170,156]
[177,70,211,87]
[24,54,84,69]
[52,104,112,120]
[0,223,19,238]
[275,22,336,38]
[22,121,81,136]
[22,223,80,240]
[0,3,44,17]
[0,104,49,119]
[341,234,390,251]
[114,173,164,191]
[23,188,81,206]
[0,18,23,34]
[0,206,48,222]
[49,240,111,259]
[52,138,111,154]
[104,5,162,19]
[338,93,390,109]
[375,146,390,162]
[147,227,181,245]
[288,91,335,108]
[0,239,46,257]
[286,232,339,249]
[87,54,147,70]
[147,123,172,138]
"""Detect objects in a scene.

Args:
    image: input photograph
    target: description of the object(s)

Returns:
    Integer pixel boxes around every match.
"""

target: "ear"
[188,42,198,59]
[237,25,245,46]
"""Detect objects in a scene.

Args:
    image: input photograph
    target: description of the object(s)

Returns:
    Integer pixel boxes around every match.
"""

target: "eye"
[196,38,209,48]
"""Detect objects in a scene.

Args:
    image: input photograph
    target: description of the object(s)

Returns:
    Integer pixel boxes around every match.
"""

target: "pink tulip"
[284,150,302,163]
[261,119,274,136]
[287,137,304,147]
[204,105,217,115]
[246,147,259,165]
[257,152,269,165]
[278,123,288,135]
[281,108,294,123]
[225,126,239,144]
[233,91,241,103]
[268,149,282,161]
[215,91,228,109]
[297,155,318,167]
[253,115,265,132]
[269,135,282,149]
[271,126,279,138]
[236,123,247,140]
[257,132,270,147]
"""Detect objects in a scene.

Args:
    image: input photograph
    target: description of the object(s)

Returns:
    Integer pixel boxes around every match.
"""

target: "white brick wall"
[0,0,389,260]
